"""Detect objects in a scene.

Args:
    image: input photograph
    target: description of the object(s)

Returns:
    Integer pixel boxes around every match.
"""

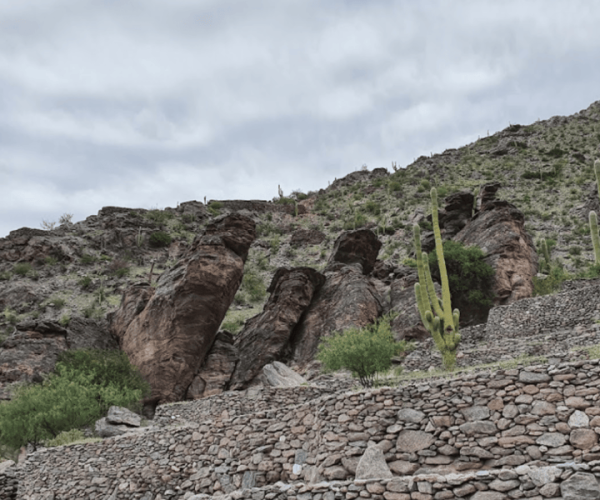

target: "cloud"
[1,0,600,237]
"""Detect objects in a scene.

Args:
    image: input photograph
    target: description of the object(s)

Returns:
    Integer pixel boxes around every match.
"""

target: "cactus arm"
[430,188,455,333]
[423,253,444,318]
[590,212,600,265]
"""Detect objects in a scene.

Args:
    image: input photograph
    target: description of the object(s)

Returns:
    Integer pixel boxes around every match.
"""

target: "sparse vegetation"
[13,262,32,276]
[149,231,172,248]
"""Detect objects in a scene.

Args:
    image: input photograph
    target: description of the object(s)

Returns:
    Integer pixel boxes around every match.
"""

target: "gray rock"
[519,370,551,383]
[527,465,561,487]
[561,472,600,499]
[536,432,567,447]
[355,445,393,479]
[262,361,308,388]
[461,405,490,421]
[106,406,141,427]
[397,408,426,423]
[396,430,435,452]
[95,417,136,438]
[459,420,497,436]
[569,410,590,428]
[241,471,256,490]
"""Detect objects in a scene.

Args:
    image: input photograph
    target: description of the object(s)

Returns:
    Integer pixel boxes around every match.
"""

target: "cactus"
[413,188,461,371]
[591,160,600,265]
[591,212,600,265]
[540,238,551,269]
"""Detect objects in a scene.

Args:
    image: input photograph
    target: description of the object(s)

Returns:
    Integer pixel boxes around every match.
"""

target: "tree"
[316,316,407,388]
[0,349,150,452]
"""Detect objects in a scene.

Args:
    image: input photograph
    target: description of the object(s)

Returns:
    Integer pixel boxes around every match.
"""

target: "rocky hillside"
[0,100,599,404]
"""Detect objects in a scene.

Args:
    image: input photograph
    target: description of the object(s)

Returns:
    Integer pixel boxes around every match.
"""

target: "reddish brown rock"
[454,188,537,304]
[290,229,326,247]
[229,267,325,390]
[186,331,238,399]
[108,283,155,339]
[0,227,86,263]
[326,229,382,275]
[291,264,384,366]
[111,214,256,404]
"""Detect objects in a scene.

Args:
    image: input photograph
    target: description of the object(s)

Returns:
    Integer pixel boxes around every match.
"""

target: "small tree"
[317,316,407,388]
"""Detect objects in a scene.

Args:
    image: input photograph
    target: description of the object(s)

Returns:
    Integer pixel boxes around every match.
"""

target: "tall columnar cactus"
[413,187,461,370]
[591,160,600,265]
[540,238,551,269]
[590,212,600,265]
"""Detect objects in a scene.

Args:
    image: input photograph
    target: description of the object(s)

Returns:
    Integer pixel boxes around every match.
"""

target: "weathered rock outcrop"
[421,191,474,252]
[454,187,537,304]
[110,214,256,405]
[290,229,326,247]
[230,267,325,390]
[325,229,382,275]
[186,331,238,400]
[0,318,116,400]
[291,263,384,366]
[0,227,86,263]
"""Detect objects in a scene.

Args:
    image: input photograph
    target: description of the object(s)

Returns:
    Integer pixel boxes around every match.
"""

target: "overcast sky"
[1,1,599,238]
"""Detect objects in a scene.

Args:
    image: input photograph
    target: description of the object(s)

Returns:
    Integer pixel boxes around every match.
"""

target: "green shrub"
[0,272,10,281]
[568,245,582,256]
[428,241,495,313]
[78,276,92,289]
[317,316,408,388]
[50,298,67,309]
[80,253,96,266]
[533,265,570,296]
[45,428,85,447]
[364,201,381,215]
[0,350,150,451]
[242,272,266,303]
[44,256,58,266]
[13,262,32,276]
[2,308,19,325]
[146,209,172,225]
[149,231,172,248]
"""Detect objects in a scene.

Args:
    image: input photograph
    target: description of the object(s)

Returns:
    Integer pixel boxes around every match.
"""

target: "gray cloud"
[1,0,600,236]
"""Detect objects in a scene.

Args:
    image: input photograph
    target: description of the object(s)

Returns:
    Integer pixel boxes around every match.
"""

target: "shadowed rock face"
[229,267,325,390]
[291,263,384,366]
[111,214,256,404]
[186,331,238,399]
[325,229,382,275]
[455,199,537,304]
[422,191,474,253]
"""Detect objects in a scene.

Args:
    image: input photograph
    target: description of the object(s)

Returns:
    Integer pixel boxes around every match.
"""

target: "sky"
[1,1,600,238]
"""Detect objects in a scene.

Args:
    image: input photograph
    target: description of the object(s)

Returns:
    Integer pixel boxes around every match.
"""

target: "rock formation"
[325,229,382,275]
[110,214,256,405]
[455,184,537,304]
[229,267,325,390]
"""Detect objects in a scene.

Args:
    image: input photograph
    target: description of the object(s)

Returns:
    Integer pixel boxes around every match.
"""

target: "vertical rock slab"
[326,229,382,275]
[291,264,384,365]
[112,214,255,404]
[229,267,325,390]
[186,331,238,399]
[454,198,537,304]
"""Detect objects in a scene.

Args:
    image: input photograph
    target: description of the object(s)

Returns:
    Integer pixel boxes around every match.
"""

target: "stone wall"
[486,282,600,338]
[13,357,600,499]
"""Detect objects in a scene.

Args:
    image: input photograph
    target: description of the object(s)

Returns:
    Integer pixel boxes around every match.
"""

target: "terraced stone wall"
[486,282,600,338]
[14,357,600,499]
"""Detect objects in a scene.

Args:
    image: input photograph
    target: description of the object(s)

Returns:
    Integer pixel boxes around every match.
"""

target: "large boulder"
[261,361,308,387]
[229,267,325,390]
[186,331,238,399]
[325,229,382,275]
[454,191,537,304]
[110,214,255,404]
[291,263,385,366]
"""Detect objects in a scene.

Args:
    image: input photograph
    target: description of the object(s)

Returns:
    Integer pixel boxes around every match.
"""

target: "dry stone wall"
[13,357,600,499]
[485,282,600,338]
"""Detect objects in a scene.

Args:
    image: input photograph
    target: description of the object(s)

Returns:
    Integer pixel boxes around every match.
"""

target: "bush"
[13,262,32,276]
[80,253,96,265]
[317,316,408,388]
[428,241,495,319]
[0,349,150,450]
[78,276,92,289]
[533,265,570,296]
[242,272,266,303]
[149,231,172,248]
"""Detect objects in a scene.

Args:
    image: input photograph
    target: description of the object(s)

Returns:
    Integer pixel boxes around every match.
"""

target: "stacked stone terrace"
[7,280,600,500]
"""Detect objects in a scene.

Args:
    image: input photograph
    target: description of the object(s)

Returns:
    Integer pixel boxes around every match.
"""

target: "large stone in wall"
[291,263,385,366]
[111,214,256,404]
[454,186,537,304]
[325,229,382,275]
[229,267,325,389]
[186,331,238,399]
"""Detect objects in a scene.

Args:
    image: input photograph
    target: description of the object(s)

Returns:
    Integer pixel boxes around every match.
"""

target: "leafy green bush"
[428,241,495,316]
[13,262,32,276]
[78,276,92,289]
[317,316,408,388]
[533,265,570,296]
[364,201,381,215]
[149,231,172,248]
[0,349,150,451]
[146,209,173,225]
[242,271,266,303]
